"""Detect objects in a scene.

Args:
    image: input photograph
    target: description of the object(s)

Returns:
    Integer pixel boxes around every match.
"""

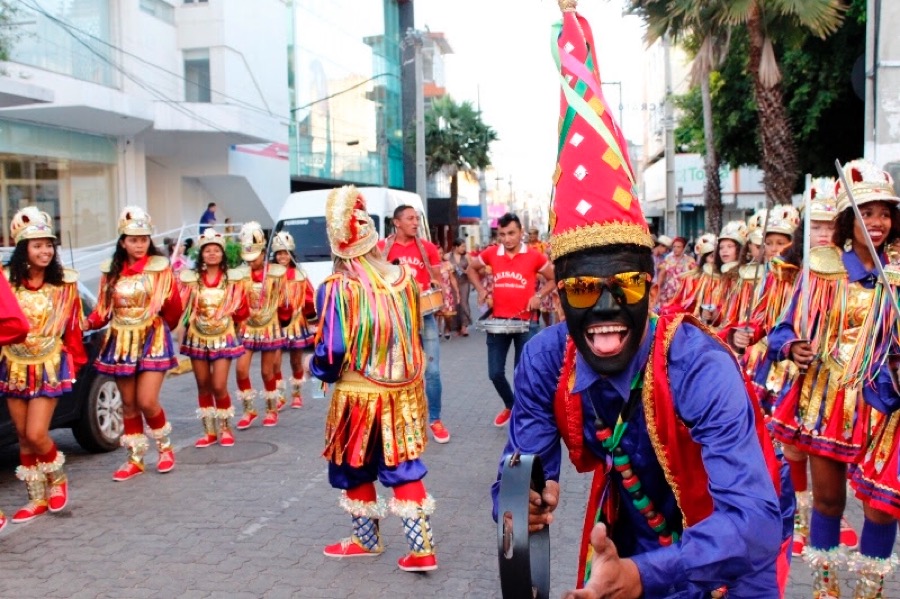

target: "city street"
[0,324,894,598]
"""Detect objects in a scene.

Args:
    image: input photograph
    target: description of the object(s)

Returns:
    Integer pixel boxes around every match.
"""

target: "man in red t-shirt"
[378,205,450,444]
[467,213,555,427]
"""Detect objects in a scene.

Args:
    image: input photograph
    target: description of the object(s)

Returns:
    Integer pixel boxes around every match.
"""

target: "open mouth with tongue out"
[585,322,630,357]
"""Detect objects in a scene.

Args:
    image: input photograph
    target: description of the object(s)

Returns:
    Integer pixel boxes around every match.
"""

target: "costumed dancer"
[1,207,85,522]
[233,221,291,429]
[725,205,800,411]
[661,232,721,324]
[271,230,317,409]
[310,185,438,572]
[656,235,695,307]
[179,228,249,448]
[709,220,748,323]
[766,179,843,559]
[769,159,900,596]
[494,3,791,596]
[84,206,182,481]
[0,267,29,531]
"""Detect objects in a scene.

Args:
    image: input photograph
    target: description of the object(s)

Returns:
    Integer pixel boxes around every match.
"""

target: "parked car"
[0,281,122,452]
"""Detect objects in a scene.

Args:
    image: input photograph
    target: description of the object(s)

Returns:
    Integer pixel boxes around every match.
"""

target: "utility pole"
[663,35,677,237]
[405,28,427,208]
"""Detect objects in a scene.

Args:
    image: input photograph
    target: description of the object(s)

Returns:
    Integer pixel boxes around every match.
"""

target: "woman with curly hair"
[84,206,183,481]
[179,228,249,447]
[0,207,83,523]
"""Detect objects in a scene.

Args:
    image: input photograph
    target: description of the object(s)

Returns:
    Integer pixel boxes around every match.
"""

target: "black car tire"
[72,375,123,453]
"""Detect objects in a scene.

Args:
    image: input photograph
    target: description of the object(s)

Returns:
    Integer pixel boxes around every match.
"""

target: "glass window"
[12,0,115,87]
[140,0,175,24]
[184,49,211,103]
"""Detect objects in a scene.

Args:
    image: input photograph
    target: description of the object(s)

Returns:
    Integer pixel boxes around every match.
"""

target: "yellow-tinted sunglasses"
[557,272,651,308]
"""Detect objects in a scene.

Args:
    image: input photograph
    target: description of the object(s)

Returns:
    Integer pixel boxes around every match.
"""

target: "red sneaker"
[48,480,68,513]
[236,412,257,430]
[323,539,383,558]
[219,429,235,447]
[291,395,303,409]
[12,501,48,523]
[493,409,512,427]
[430,420,450,444]
[263,411,278,427]
[194,434,217,448]
[840,516,859,550]
[112,461,144,482]
[791,531,806,557]
[397,552,437,572]
[157,450,175,473]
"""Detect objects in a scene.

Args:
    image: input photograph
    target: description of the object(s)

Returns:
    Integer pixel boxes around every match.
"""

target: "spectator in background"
[199,202,217,227]
[223,218,235,235]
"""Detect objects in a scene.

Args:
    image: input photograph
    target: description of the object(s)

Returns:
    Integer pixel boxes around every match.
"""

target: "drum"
[420,287,445,316]
[477,318,531,335]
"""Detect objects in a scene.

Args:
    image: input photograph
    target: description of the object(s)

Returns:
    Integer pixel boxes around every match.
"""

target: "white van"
[275,186,431,291]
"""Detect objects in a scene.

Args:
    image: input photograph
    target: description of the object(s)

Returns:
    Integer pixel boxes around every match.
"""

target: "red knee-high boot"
[324,483,385,558]
[391,481,437,572]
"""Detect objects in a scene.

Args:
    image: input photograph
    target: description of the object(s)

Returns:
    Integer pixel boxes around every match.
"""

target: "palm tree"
[423,95,498,238]
[631,1,729,232]
[633,0,845,205]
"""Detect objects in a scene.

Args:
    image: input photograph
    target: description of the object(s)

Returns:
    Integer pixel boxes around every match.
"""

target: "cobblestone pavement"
[0,324,896,597]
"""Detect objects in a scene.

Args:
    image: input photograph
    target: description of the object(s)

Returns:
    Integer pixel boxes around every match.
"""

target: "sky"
[414,0,648,202]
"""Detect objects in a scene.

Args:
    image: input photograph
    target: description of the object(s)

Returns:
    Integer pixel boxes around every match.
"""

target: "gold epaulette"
[809,246,846,276]
[62,268,78,284]
[721,261,739,274]
[885,266,900,287]
[266,263,286,278]
[291,267,308,282]
[233,264,251,280]
[701,262,720,277]
[145,255,170,272]
[180,270,199,284]
[99,259,112,274]
[739,263,764,281]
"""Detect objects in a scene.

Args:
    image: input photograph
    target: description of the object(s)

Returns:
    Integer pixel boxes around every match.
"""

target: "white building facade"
[0,0,290,248]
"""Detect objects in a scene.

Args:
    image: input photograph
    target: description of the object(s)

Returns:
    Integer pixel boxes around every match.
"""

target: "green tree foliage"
[675,0,865,178]
[0,1,19,62]
[422,95,498,233]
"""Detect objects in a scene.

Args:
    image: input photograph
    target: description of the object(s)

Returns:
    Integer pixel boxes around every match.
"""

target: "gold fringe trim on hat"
[550,221,653,260]
[323,377,427,469]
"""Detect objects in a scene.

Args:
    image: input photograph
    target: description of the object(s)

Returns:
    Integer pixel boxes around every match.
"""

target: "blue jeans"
[422,314,442,422]
[486,324,539,409]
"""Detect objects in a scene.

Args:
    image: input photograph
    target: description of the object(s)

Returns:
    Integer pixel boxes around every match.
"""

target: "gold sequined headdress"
[239,221,267,261]
[118,206,153,236]
[325,185,378,260]
[834,159,900,213]
[10,206,55,244]
[271,231,296,254]
[197,227,226,251]
[802,177,838,222]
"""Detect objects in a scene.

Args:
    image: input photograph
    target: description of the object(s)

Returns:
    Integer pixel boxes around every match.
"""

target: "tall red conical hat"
[549,0,652,261]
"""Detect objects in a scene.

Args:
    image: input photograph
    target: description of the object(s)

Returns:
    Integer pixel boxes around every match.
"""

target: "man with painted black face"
[492,3,787,597]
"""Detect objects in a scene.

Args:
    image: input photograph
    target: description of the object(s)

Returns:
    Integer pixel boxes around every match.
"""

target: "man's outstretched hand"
[562,523,642,599]
[528,480,559,532]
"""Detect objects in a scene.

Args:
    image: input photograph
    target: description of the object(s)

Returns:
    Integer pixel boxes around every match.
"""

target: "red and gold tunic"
[234,263,290,352]
[88,255,182,377]
[179,268,248,361]
[0,268,86,399]
[281,266,316,350]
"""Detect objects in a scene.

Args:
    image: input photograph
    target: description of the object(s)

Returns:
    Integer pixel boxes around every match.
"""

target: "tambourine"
[497,452,550,599]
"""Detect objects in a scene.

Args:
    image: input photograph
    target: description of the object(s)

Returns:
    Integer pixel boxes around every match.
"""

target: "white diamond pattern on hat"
[574,165,587,180]
[576,200,591,216]
[570,132,584,147]
[564,42,574,54]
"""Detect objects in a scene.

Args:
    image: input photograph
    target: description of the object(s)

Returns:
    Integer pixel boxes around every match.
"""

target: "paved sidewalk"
[0,325,895,597]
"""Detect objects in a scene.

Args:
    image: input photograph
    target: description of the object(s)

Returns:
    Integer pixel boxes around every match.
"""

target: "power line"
[18,0,281,121]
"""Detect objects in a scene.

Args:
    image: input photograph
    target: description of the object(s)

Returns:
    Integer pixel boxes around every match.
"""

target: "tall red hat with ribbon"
[549,0,652,261]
